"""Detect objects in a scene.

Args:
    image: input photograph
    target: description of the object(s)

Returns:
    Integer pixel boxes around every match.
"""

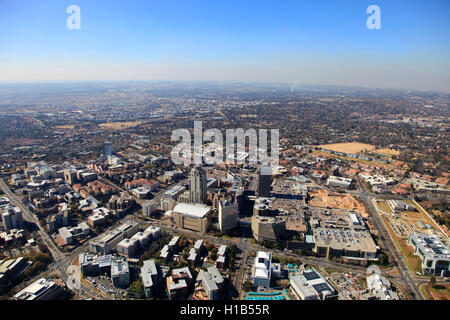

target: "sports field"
[99,121,142,129]
[372,148,401,156]
[319,142,376,154]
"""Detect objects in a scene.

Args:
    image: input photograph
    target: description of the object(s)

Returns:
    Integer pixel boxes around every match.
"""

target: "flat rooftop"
[173,203,211,218]
[314,227,377,253]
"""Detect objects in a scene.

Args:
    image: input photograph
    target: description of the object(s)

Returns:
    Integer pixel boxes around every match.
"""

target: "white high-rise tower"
[189,166,207,204]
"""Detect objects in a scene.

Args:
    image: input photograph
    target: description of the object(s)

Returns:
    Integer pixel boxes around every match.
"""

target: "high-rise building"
[111,257,130,288]
[256,166,272,197]
[141,259,159,298]
[189,166,207,204]
[142,201,157,216]
[252,251,272,288]
[103,141,113,156]
[1,206,23,231]
[218,200,238,231]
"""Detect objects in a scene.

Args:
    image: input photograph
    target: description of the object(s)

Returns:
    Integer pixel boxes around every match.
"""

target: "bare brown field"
[99,121,142,129]
[373,148,400,156]
[55,125,75,129]
[309,189,368,217]
[319,142,376,154]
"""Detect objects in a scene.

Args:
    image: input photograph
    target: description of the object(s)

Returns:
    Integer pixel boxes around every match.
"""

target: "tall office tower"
[256,166,272,197]
[103,141,113,156]
[218,200,239,232]
[189,166,207,204]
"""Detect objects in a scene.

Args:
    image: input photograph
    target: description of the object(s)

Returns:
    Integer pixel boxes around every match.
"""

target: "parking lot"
[85,275,127,298]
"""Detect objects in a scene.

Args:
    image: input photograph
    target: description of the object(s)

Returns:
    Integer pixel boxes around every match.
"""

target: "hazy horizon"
[1,0,449,92]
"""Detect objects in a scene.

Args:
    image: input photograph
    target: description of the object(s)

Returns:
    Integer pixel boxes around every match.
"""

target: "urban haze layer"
[0,81,449,301]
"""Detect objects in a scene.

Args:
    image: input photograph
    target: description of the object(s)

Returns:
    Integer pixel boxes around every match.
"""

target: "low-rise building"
[87,207,111,227]
[251,215,286,242]
[116,238,138,258]
[196,266,224,300]
[130,231,151,249]
[387,199,416,212]
[313,227,378,261]
[290,269,337,300]
[89,221,139,254]
[159,245,171,262]
[14,278,62,300]
[367,273,399,300]
[167,267,193,300]
[216,245,227,269]
[327,176,352,188]
[187,248,198,267]
[143,225,161,239]
[408,233,450,276]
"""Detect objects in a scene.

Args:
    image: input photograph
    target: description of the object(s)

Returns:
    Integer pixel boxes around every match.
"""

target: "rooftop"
[173,203,212,218]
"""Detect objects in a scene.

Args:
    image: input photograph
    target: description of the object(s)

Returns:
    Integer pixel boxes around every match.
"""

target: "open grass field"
[99,121,142,129]
[55,125,75,129]
[318,142,376,154]
[372,148,401,156]
[380,213,423,275]
[407,200,449,237]
[313,150,393,168]
[420,284,450,300]
[376,200,393,214]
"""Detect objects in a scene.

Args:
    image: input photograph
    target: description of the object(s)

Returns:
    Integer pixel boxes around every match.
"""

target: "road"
[357,180,424,300]
[99,175,188,206]
[0,178,102,299]
[0,179,68,269]
[134,214,413,294]
[0,173,431,300]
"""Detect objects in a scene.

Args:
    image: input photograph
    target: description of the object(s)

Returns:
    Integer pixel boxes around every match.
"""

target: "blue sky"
[1,0,449,91]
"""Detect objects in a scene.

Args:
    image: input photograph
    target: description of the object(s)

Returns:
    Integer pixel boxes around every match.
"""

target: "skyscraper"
[103,141,113,156]
[218,200,238,231]
[256,166,272,197]
[189,166,207,204]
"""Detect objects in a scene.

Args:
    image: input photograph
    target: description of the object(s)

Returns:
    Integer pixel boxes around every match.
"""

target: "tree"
[242,281,254,292]
[128,278,144,298]
[430,276,436,286]
[209,248,218,261]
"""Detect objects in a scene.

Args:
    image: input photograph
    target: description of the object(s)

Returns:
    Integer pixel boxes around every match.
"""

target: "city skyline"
[1,0,449,92]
